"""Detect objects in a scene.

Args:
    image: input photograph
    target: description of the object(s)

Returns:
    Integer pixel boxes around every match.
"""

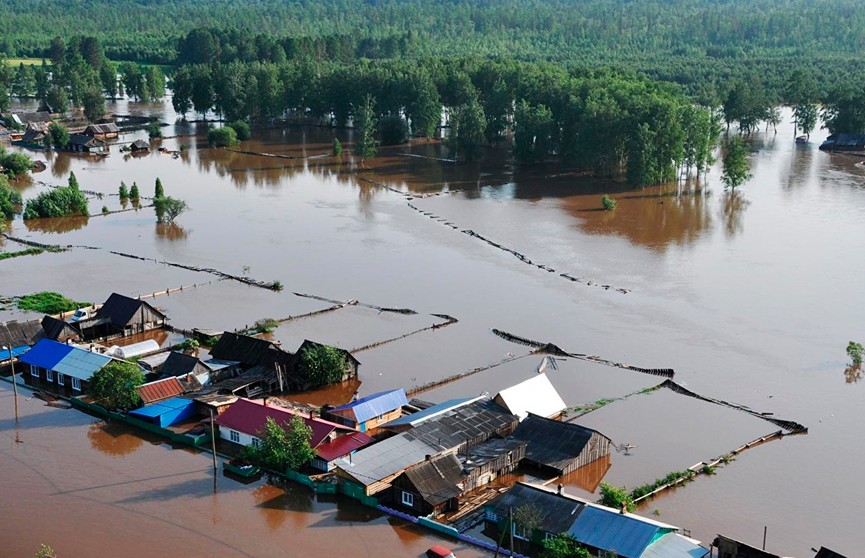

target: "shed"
[130,139,150,152]
[160,351,214,384]
[137,376,186,404]
[383,395,482,432]
[85,123,120,139]
[41,315,80,342]
[511,413,612,476]
[391,453,464,516]
[210,332,290,370]
[129,397,197,428]
[67,134,108,154]
[323,388,407,432]
[493,373,566,421]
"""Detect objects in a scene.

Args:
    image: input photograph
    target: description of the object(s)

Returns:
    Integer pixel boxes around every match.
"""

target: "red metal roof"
[215,398,343,448]
[315,432,373,462]
[137,377,185,404]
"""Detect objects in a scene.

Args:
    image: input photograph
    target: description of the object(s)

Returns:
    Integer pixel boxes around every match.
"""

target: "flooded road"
[1,101,864,556]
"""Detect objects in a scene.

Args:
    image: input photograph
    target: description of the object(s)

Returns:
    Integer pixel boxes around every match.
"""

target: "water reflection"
[253,482,315,531]
[23,214,89,234]
[88,420,144,456]
[156,223,189,241]
[721,190,750,238]
[558,453,612,493]
[844,364,862,384]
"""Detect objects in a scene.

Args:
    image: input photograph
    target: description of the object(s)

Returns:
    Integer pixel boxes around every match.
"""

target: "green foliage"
[378,115,409,146]
[540,534,592,558]
[597,482,634,512]
[81,87,105,122]
[353,94,378,160]
[629,470,694,501]
[847,341,864,366]
[208,126,238,147]
[702,464,717,475]
[23,174,89,219]
[240,415,316,472]
[87,360,145,412]
[513,503,543,537]
[0,175,23,219]
[229,120,251,141]
[153,178,162,199]
[46,85,68,114]
[450,95,486,162]
[101,205,109,214]
[252,318,279,334]
[332,137,342,156]
[298,343,348,387]
[1,151,34,177]
[0,248,44,260]
[17,291,89,314]
[153,195,187,223]
[146,121,162,138]
[129,182,140,200]
[35,544,57,558]
[601,195,618,211]
[178,338,200,353]
[118,182,129,199]
[47,122,69,148]
[721,136,752,191]
[271,280,283,291]
[514,100,553,163]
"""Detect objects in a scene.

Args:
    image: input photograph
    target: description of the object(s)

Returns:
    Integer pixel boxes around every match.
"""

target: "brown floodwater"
[2,100,864,556]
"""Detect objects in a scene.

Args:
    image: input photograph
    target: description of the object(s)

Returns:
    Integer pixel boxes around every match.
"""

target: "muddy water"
[1,102,863,556]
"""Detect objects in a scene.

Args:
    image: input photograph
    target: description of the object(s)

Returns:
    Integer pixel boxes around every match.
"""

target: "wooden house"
[20,338,113,397]
[130,139,150,152]
[84,123,120,140]
[510,413,612,476]
[460,437,526,491]
[712,535,783,558]
[390,453,464,517]
[83,293,167,339]
[67,133,108,154]
[322,388,407,432]
[19,122,49,147]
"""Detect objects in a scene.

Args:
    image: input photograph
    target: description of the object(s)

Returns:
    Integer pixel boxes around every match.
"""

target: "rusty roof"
[138,376,185,404]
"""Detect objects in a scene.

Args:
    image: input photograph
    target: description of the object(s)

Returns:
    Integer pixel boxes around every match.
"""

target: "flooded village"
[1,98,862,558]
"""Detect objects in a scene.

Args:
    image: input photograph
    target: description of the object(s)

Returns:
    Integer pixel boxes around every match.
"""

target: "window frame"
[30,365,40,378]
[401,491,414,507]
[71,377,81,391]
[46,369,53,382]
[57,372,65,386]
[229,430,240,443]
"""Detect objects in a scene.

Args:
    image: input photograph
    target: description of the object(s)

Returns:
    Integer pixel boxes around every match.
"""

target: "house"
[129,139,150,152]
[336,397,519,496]
[76,293,167,339]
[382,396,484,433]
[84,123,120,140]
[819,133,865,152]
[137,376,188,404]
[712,535,784,558]
[210,332,291,371]
[484,482,707,558]
[129,396,198,428]
[19,122,49,147]
[288,339,361,389]
[67,133,108,153]
[510,413,612,477]
[40,315,80,343]
[158,351,237,386]
[214,398,371,471]
[459,436,526,491]
[493,373,567,421]
[20,338,112,396]
[390,453,465,516]
[10,111,52,127]
[322,388,407,432]
[0,318,46,361]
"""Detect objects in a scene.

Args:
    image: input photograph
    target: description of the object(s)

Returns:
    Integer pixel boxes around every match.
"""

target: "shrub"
[0,175,23,219]
[17,291,90,314]
[848,341,864,366]
[119,182,129,199]
[229,120,251,141]
[146,121,162,138]
[378,115,409,146]
[208,126,238,147]
[332,138,342,156]
[1,151,35,177]
[298,343,348,387]
[252,318,279,334]
[129,182,140,200]
[23,174,88,219]
[154,178,163,199]
[240,415,315,472]
[597,482,634,512]
[101,205,109,214]
[601,194,618,211]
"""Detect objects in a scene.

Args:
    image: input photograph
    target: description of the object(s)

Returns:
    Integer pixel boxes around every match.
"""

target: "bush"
[332,138,342,156]
[298,343,348,387]
[129,182,141,200]
[0,175,23,219]
[240,415,316,472]
[378,115,409,146]
[153,195,187,223]
[153,178,163,199]
[252,318,279,334]
[208,126,238,147]
[1,151,35,177]
[101,205,109,214]
[848,341,864,366]
[601,194,618,211]
[229,120,251,141]
[17,291,90,314]
[88,360,145,411]
[146,121,162,138]
[597,482,634,512]
[23,174,89,219]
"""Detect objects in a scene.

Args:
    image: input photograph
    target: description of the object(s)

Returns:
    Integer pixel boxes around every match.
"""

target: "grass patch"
[0,248,44,260]
[630,470,694,501]
[4,57,47,66]
[17,291,91,314]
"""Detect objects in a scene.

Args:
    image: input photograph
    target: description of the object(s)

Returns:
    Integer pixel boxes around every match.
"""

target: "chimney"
[425,454,432,461]
[263,397,267,407]
[620,501,627,515]
[557,484,564,496]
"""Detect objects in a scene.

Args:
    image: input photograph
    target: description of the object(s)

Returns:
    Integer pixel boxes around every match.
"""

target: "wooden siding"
[560,431,611,475]
[23,365,88,398]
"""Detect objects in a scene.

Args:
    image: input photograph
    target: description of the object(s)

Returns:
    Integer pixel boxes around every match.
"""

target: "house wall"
[463,445,526,491]
[560,432,612,475]
[23,364,88,398]
[217,426,259,448]
[359,407,402,433]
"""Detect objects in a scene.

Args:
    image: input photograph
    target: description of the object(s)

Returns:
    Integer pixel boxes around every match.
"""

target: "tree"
[170,65,193,117]
[46,85,69,114]
[130,182,141,200]
[298,344,347,387]
[598,482,634,512]
[513,504,543,541]
[848,341,864,366]
[332,138,343,156]
[353,94,378,161]
[47,122,70,148]
[514,100,553,163]
[449,95,486,162]
[154,178,164,199]
[229,120,251,141]
[2,151,34,177]
[540,534,591,558]
[153,196,187,223]
[378,115,409,146]
[81,87,105,122]
[88,360,145,411]
[119,182,129,199]
[144,66,166,100]
[146,121,162,138]
[0,175,23,219]
[721,136,751,190]
[23,173,88,219]
[47,36,66,66]
[208,126,238,147]
[240,415,315,472]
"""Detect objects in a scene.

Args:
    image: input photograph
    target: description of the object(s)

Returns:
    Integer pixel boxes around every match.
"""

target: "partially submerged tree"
[298,343,348,387]
[241,415,315,472]
[88,360,145,411]
[0,175,23,219]
[601,194,617,211]
[153,196,187,223]
[208,126,238,147]
[597,482,634,512]
[47,122,70,149]
[721,136,751,191]
[23,173,89,219]
[353,94,378,161]
[848,341,864,366]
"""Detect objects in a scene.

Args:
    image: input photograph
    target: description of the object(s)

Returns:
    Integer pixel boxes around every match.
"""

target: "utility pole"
[509,506,514,555]
[3,341,19,422]
[762,526,767,550]
[209,408,218,471]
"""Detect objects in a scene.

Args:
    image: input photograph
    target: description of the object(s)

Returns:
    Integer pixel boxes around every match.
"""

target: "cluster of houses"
[0,292,848,558]
[1,110,149,154]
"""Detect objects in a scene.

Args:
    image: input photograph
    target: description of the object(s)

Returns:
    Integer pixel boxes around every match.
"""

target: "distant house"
[484,482,706,558]
[0,318,46,361]
[712,535,783,558]
[40,315,80,343]
[20,339,112,396]
[19,122,49,147]
[510,413,612,476]
[129,139,150,152]
[819,133,865,152]
[390,453,465,516]
[67,133,108,154]
[11,111,52,127]
[77,293,167,339]
[322,388,407,432]
[84,123,120,140]
[210,332,291,370]
[493,373,567,421]
[215,398,371,471]
[289,339,361,389]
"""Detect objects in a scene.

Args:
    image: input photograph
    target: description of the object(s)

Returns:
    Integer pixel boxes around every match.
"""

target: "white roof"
[111,339,161,359]
[494,373,566,421]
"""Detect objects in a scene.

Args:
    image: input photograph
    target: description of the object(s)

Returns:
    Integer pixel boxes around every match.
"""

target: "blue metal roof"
[384,396,477,428]
[641,534,708,558]
[329,389,407,424]
[19,339,72,370]
[53,349,112,381]
[129,397,195,418]
[4,345,31,360]
[568,506,669,558]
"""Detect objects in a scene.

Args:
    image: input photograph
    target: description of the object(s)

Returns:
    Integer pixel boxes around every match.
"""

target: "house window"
[229,430,240,443]
[57,373,64,386]
[513,523,532,541]
[401,491,414,507]
[72,378,81,391]
[30,365,40,378]
[251,437,261,448]
[46,369,53,382]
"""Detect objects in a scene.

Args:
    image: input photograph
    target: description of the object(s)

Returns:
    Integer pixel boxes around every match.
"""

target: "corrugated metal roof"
[494,373,566,420]
[403,453,464,505]
[53,348,112,381]
[328,389,407,424]
[129,397,195,418]
[404,399,518,453]
[2,346,31,360]
[384,396,480,428]
[315,432,373,462]
[0,318,44,347]
[641,534,708,558]
[19,339,73,370]
[485,482,586,536]
[336,435,435,486]
[138,377,186,404]
[511,414,609,472]
[215,398,344,448]
[568,505,667,558]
